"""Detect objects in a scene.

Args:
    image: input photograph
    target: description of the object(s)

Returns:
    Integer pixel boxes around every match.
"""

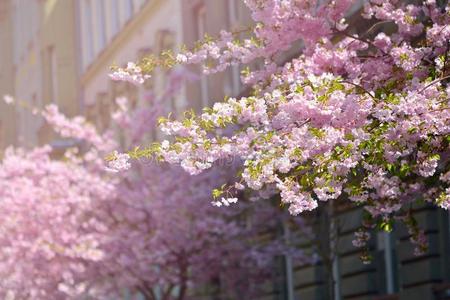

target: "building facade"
[289,205,450,300]
[0,0,80,149]
[77,0,186,146]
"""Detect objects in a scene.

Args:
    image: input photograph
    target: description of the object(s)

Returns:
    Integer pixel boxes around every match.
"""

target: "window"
[110,0,119,36]
[96,0,107,50]
[230,64,241,96]
[376,231,399,295]
[227,0,240,28]
[126,83,139,110]
[110,77,138,112]
[31,93,38,111]
[137,47,154,91]
[156,30,175,53]
[195,4,206,49]
[227,0,242,96]
[283,220,295,300]
[446,211,450,280]
[155,30,177,114]
[96,92,111,131]
[124,0,134,22]
[195,4,209,107]
[132,0,145,13]
[0,120,3,149]
[46,46,58,104]
[85,103,98,125]
[330,216,341,300]
[83,0,94,69]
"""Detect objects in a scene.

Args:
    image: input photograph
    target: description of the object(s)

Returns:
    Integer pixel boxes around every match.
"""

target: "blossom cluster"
[0,146,115,299]
[125,0,450,259]
[105,150,131,173]
[109,62,151,85]
[42,104,116,153]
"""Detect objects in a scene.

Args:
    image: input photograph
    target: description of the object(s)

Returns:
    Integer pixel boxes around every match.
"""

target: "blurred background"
[1,1,450,300]
[0,0,252,150]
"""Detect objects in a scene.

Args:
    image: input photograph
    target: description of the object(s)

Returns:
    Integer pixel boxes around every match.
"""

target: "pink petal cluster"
[42,104,116,153]
[147,0,450,254]
[0,146,115,299]
[105,151,131,173]
[109,62,151,85]
[3,94,14,104]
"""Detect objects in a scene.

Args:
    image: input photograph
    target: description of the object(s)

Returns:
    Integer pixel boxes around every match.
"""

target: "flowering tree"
[100,162,307,300]
[0,146,115,299]
[96,95,311,300]
[1,78,309,299]
[115,0,450,260]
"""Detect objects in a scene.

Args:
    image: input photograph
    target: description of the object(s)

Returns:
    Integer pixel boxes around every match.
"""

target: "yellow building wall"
[11,0,80,147]
[0,0,17,151]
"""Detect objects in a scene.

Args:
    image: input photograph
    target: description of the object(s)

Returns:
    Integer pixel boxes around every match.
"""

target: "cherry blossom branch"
[340,80,377,100]
[419,74,450,93]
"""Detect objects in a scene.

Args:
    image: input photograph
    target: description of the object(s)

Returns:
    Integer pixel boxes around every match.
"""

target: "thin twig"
[337,29,388,56]
[296,118,312,127]
[361,20,394,39]
[419,74,450,93]
[340,80,377,100]
[342,31,389,56]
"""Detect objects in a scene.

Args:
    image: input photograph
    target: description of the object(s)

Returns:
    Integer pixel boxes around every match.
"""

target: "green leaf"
[212,188,223,199]
[429,154,440,160]
[380,220,393,232]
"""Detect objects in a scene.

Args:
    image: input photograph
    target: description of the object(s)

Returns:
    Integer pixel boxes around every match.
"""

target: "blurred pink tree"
[119,0,450,261]
[0,145,114,299]
[0,70,309,299]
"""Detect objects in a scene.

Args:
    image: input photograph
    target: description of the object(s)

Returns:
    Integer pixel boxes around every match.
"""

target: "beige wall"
[79,0,148,72]
[1,0,252,150]
[13,0,44,147]
[3,0,80,148]
[39,0,80,146]
[0,0,17,151]
[40,0,79,117]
